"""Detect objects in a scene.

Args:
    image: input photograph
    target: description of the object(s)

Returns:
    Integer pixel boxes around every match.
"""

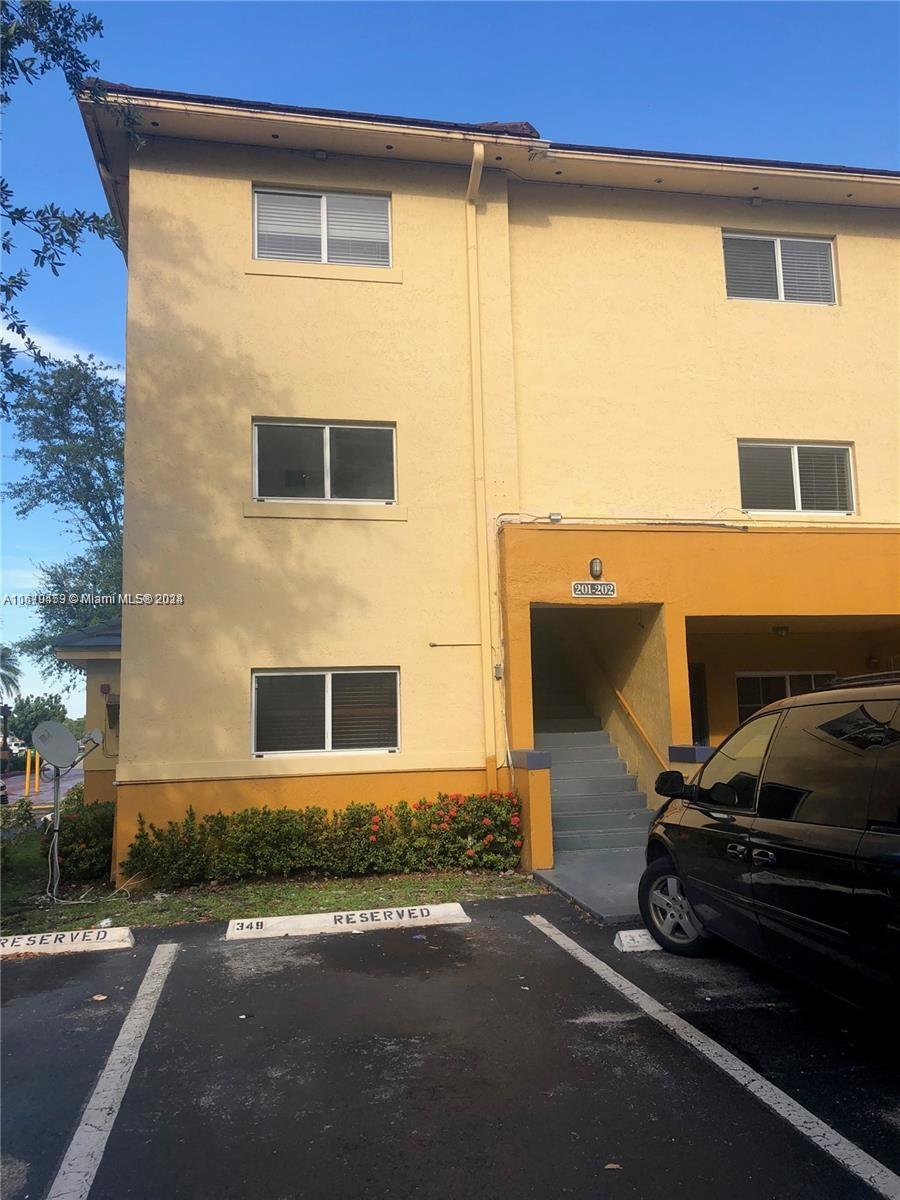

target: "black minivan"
[639,675,900,1005]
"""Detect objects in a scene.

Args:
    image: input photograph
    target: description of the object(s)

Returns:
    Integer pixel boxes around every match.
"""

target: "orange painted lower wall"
[83,770,116,806]
[112,766,520,881]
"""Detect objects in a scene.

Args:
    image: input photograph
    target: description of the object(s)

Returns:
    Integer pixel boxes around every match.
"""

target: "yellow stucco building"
[78,82,900,879]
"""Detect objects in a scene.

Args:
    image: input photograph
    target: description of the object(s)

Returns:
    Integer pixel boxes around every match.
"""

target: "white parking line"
[525,914,900,1200]
[46,943,179,1200]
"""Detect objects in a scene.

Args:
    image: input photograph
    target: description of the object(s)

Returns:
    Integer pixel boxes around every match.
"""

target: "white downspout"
[464,142,500,785]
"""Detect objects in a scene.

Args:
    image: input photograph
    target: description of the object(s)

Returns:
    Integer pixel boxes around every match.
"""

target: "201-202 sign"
[571,581,617,598]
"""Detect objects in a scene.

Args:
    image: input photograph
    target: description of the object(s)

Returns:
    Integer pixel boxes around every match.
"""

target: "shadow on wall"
[530,605,671,801]
[119,203,376,772]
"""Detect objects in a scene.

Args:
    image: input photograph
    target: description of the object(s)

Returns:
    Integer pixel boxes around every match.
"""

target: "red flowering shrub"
[123,791,524,885]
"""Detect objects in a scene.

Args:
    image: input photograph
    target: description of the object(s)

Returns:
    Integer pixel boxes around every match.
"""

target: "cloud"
[2,567,42,591]
[4,327,125,383]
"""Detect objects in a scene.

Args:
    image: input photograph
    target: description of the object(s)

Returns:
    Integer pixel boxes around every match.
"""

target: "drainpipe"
[464,142,499,788]
[466,142,485,203]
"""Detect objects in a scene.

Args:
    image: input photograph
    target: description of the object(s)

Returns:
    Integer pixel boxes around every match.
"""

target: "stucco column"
[664,607,693,747]
[511,751,553,872]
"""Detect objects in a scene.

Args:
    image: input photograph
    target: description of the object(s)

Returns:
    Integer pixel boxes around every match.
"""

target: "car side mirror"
[655,770,686,798]
[707,781,741,808]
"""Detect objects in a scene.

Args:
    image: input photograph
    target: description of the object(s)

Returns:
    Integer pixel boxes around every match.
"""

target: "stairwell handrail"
[580,646,669,772]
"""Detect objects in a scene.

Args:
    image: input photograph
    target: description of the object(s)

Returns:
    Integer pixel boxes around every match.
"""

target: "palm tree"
[0,646,22,700]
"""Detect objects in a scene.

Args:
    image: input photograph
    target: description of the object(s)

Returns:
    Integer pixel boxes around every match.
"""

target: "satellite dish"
[31,721,79,769]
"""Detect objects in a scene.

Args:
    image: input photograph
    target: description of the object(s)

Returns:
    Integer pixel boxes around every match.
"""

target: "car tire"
[639,858,713,957]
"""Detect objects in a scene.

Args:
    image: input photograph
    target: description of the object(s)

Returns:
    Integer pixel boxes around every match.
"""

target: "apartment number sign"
[571,581,617,598]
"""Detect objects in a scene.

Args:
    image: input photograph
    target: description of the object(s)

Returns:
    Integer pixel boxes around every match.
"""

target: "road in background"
[2,766,84,806]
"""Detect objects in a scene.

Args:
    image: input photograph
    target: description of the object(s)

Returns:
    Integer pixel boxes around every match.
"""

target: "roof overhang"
[79,81,900,249]
[54,646,122,671]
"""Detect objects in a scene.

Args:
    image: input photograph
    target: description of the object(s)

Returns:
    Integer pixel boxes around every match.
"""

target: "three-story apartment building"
[78,83,900,879]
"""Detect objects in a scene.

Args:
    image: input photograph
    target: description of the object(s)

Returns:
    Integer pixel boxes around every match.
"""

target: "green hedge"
[40,784,116,881]
[122,792,524,888]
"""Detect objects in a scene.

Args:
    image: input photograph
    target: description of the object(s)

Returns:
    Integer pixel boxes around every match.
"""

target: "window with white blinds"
[254,189,391,267]
[738,442,853,512]
[253,669,399,754]
[723,234,835,303]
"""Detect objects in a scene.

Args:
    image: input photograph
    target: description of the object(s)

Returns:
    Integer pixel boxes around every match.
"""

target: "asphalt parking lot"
[3,893,899,1200]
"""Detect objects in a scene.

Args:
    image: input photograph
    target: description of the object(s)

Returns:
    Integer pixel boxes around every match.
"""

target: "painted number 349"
[233,921,264,931]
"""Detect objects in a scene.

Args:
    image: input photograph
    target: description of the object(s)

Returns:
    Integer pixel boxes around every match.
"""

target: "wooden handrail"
[575,643,669,771]
[608,684,669,772]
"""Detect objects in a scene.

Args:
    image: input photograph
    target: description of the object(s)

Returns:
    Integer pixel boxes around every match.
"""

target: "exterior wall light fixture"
[589,557,603,580]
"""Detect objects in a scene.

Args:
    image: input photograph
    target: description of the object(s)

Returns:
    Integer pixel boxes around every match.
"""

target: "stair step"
[553,766,631,790]
[550,755,625,778]
[536,705,595,719]
[552,793,649,814]
[546,745,622,764]
[553,774,638,796]
[553,829,649,851]
[547,748,624,768]
[553,808,653,833]
[534,720,605,735]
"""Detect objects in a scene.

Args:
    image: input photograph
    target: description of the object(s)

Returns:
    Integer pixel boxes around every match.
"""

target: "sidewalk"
[535,846,645,921]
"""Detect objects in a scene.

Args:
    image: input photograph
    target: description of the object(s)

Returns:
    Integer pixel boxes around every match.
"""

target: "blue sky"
[2,0,898,709]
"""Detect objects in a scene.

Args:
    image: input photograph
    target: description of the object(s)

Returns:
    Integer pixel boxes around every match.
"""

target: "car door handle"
[725,843,748,861]
[752,848,777,866]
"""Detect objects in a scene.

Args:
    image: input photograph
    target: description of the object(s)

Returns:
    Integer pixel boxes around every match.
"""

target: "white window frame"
[251,668,400,757]
[252,419,397,505]
[737,440,855,515]
[723,231,836,305]
[735,671,836,723]
[253,187,392,267]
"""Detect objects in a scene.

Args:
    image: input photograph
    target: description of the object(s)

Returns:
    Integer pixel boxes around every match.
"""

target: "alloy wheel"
[647,874,703,945]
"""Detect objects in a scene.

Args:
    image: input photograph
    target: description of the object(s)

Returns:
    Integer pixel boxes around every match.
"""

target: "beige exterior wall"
[117,130,899,827]
[507,182,900,523]
[83,659,121,776]
[121,140,491,784]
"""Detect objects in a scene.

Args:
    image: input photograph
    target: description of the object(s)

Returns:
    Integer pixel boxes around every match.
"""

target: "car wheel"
[639,858,712,957]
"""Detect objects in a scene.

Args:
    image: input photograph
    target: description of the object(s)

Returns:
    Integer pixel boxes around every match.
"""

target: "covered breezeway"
[686,614,900,747]
[499,523,900,871]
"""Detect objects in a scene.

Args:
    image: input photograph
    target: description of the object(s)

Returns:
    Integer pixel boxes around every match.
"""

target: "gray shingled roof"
[54,619,122,651]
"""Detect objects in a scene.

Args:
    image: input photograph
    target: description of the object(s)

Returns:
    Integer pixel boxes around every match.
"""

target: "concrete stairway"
[534,722,652,851]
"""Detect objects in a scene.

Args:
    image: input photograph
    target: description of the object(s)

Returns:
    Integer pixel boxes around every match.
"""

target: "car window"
[698,712,780,808]
[867,703,900,830]
[757,700,896,830]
